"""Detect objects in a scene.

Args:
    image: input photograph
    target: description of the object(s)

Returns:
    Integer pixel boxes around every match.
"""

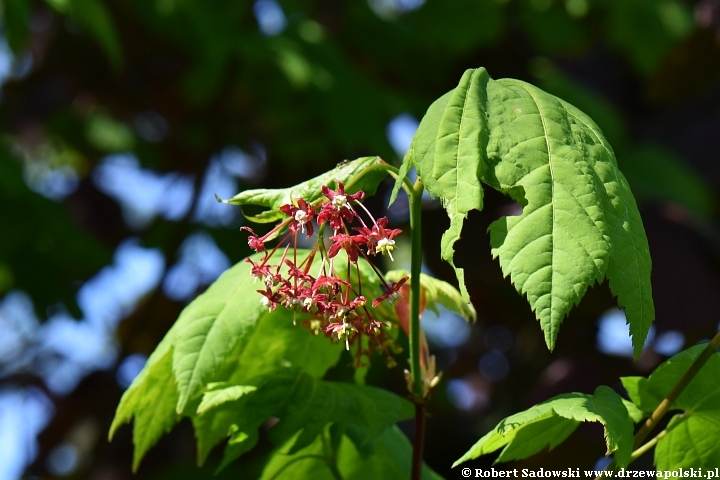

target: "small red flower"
[240,227,266,252]
[245,257,273,284]
[317,182,363,231]
[257,287,282,311]
[279,198,315,237]
[355,217,401,259]
[322,181,365,205]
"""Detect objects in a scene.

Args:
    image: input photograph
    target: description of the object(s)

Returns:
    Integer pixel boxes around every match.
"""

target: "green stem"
[344,160,415,198]
[633,330,720,448]
[630,413,689,462]
[409,176,424,399]
[409,176,425,480]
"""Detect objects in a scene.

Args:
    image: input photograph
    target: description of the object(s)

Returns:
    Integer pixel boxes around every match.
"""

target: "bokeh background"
[2,0,720,478]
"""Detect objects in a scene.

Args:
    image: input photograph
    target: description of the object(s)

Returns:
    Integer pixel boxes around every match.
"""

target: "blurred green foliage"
[2,0,720,478]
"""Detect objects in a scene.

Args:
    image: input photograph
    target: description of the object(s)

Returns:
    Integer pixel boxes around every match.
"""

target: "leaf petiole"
[629,413,690,462]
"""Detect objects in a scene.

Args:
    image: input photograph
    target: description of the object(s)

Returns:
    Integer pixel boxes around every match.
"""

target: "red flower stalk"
[372,276,409,307]
[327,233,366,264]
[241,226,266,252]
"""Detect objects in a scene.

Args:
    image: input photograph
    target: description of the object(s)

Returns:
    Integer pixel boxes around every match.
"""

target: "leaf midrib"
[508,81,558,329]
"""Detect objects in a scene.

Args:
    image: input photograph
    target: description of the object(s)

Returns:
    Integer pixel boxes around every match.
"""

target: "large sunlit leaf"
[621,345,720,469]
[397,67,654,353]
[454,386,635,468]
[219,156,389,222]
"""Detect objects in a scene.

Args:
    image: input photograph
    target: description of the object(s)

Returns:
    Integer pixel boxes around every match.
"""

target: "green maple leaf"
[219,156,388,222]
[394,67,654,353]
[454,386,635,468]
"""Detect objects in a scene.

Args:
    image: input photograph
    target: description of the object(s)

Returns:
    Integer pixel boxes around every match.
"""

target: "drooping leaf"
[454,386,635,468]
[219,156,389,222]
[621,344,720,469]
[485,79,637,353]
[385,269,475,321]
[398,67,654,353]
[396,69,488,301]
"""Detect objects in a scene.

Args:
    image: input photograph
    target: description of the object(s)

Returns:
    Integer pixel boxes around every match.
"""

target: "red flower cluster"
[241,182,407,359]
